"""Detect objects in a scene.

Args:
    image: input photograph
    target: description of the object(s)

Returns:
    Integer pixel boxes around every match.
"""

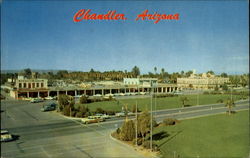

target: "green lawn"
[153,110,249,158]
[76,94,246,112]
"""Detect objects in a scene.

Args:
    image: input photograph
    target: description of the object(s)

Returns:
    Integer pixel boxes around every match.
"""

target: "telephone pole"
[135,100,138,146]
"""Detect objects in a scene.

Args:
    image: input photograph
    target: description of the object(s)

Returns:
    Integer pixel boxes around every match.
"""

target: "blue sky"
[1,1,249,74]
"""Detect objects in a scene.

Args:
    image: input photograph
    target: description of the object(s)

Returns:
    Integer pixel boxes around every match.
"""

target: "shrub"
[203,91,209,95]
[75,111,83,118]
[133,138,143,146]
[163,118,178,126]
[106,110,116,115]
[120,120,135,141]
[217,99,224,103]
[96,108,105,114]
[142,141,159,151]
[116,128,121,134]
[79,95,88,104]
[4,88,10,93]
[63,106,70,116]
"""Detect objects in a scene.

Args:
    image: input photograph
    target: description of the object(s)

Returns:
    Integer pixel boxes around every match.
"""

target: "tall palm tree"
[225,98,235,115]
[154,67,157,75]
[180,96,189,108]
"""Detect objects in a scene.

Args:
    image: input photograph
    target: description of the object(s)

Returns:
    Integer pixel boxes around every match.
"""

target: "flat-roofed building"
[123,78,158,87]
[177,73,229,90]
[10,77,49,99]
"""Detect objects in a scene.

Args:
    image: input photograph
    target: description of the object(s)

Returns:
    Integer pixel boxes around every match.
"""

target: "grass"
[75,94,246,112]
[153,110,249,158]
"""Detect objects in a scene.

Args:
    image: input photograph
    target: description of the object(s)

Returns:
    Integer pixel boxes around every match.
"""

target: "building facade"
[9,77,178,99]
[177,73,229,90]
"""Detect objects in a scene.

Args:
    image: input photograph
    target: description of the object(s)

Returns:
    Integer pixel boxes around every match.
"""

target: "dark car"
[41,103,57,112]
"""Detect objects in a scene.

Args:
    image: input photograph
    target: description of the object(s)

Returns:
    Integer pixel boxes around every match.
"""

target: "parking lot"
[1,99,145,158]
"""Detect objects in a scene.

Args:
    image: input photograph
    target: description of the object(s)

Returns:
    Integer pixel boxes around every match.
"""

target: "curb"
[109,133,160,158]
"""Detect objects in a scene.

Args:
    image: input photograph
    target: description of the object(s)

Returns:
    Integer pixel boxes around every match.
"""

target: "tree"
[207,70,214,75]
[161,68,165,79]
[137,111,156,141]
[214,84,219,91]
[58,94,70,110]
[120,120,135,141]
[154,67,157,75]
[180,96,189,108]
[132,104,140,113]
[90,68,95,73]
[131,66,140,77]
[68,96,75,117]
[222,83,228,91]
[24,68,32,79]
[56,70,68,79]
[225,98,235,115]
[79,95,88,104]
[220,72,228,78]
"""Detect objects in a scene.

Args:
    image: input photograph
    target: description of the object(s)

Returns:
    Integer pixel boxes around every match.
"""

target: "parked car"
[115,112,125,117]
[30,98,43,103]
[41,103,57,112]
[81,117,104,124]
[45,96,53,100]
[1,130,13,142]
[95,113,110,119]
[115,111,134,117]
[119,93,125,96]
[139,92,146,95]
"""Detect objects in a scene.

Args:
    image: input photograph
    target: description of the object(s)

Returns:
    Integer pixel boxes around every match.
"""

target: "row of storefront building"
[7,72,230,99]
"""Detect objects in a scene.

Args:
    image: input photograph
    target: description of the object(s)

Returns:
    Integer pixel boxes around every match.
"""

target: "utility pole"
[150,82,153,152]
[231,82,233,101]
[154,86,157,116]
[197,90,199,106]
[135,100,138,146]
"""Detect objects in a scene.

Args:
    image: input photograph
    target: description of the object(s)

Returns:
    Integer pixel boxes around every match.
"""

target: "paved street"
[1,99,249,158]
[1,100,145,158]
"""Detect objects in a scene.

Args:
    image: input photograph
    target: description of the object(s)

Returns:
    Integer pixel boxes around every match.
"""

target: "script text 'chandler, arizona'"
[73,9,179,24]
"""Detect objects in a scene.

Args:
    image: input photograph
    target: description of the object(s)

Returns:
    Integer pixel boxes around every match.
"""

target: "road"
[1,99,249,158]
[1,100,145,158]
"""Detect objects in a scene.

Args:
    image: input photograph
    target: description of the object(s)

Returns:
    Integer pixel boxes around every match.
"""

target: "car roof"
[1,130,9,134]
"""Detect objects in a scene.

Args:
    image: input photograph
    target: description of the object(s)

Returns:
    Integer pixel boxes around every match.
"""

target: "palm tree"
[154,67,157,76]
[161,68,165,79]
[225,98,235,115]
[180,96,189,108]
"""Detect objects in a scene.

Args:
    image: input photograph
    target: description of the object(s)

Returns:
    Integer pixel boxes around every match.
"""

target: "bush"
[79,95,88,104]
[217,99,224,103]
[163,118,178,126]
[4,88,10,93]
[106,110,116,115]
[203,91,209,95]
[63,106,70,116]
[142,141,159,151]
[116,128,121,134]
[95,108,105,114]
[120,120,135,141]
[75,111,83,118]
[133,138,143,146]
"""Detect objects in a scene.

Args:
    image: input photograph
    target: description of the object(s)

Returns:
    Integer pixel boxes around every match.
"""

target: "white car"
[113,93,120,96]
[93,94,102,97]
[45,96,53,100]
[115,112,125,117]
[30,98,43,103]
[140,92,146,95]
[119,93,125,96]
[95,114,110,119]
[124,93,131,96]
[1,130,13,142]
